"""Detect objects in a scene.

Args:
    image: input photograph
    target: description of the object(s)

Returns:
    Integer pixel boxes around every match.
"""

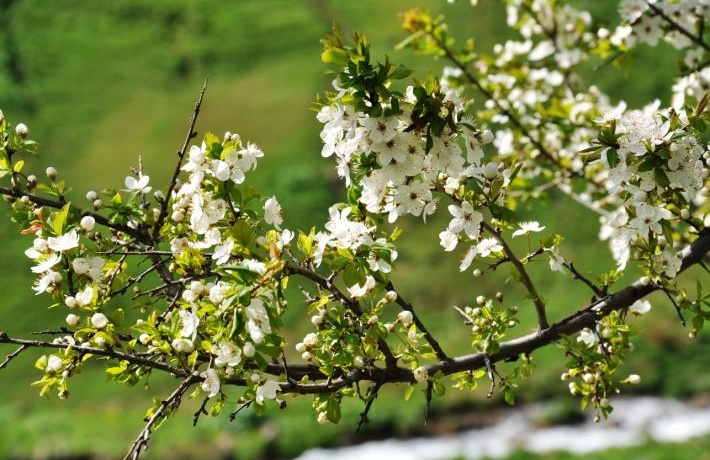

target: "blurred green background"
[0,1,707,459]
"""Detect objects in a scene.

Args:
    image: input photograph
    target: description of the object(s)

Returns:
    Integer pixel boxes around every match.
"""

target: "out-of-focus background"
[0,1,708,459]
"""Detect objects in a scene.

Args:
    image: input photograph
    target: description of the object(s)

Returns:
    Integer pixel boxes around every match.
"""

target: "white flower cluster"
[596,105,708,274]
[318,86,497,222]
[615,0,709,109]
[169,135,265,265]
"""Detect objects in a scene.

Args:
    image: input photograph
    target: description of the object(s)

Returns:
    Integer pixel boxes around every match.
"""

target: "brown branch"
[0,226,706,410]
[0,333,188,378]
[564,261,605,298]
[483,221,549,329]
[152,79,208,240]
[285,262,399,369]
[646,2,710,53]
[426,32,559,165]
[123,374,199,460]
[0,186,140,237]
[387,282,449,362]
[0,343,28,370]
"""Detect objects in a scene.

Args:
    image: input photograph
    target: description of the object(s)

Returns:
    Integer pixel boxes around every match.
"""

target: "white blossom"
[255,380,281,405]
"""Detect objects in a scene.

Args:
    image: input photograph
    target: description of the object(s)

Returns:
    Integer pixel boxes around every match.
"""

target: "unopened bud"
[483,162,499,180]
[384,290,398,303]
[27,175,37,189]
[397,310,414,325]
[86,190,98,202]
[45,167,58,181]
[15,123,28,138]
[80,215,95,232]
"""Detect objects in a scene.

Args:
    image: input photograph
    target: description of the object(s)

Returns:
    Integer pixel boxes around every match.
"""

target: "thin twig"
[388,282,449,362]
[646,2,710,52]
[0,333,187,377]
[123,374,198,460]
[564,261,605,298]
[0,186,140,237]
[286,262,399,369]
[152,79,208,240]
[483,221,549,329]
[661,286,686,326]
[0,344,28,371]
[192,397,210,427]
[356,382,382,432]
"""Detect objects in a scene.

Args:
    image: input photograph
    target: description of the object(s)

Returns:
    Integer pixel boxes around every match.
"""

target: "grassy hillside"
[0,1,705,459]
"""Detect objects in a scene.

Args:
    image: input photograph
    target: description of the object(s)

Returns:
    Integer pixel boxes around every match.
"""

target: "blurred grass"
[0,1,706,459]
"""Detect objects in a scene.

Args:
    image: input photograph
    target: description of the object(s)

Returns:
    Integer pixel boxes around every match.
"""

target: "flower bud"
[80,216,95,232]
[473,269,482,277]
[0,109,4,124]
[86,190,98,202]
[66,314,80,326]
[92,199,103,209]
[384,290,398,303]
[91,312,109,329]
[353,356,364,368]
[317,411,329,425]
[46,355,63,373]
[295,342,306,353]
[483,162,499,180]
[15,123,28,138]
[171,210,185,222]
[45,166,58,181]
[311,314,324,326]
[65,296,77,308]
[139,333,151,345]
[171,338,194,353]
[27,175,37,190]
[476,295,486,305]
[397,310,414,325]
[303,332,318,347]
[625,374,641,385]
[243,342,256,358]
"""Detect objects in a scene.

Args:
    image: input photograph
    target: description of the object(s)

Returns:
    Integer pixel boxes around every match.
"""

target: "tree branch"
[387,282,449,362]
[152,78,208,240]
[0,186,140,237]
[483,221,549,329]
[2,227,707,401]
[123,374,199,460]
[646,2,710,52]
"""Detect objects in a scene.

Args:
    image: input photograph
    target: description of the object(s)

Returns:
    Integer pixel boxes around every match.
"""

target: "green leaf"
[52,204,71,236]
[389,65,413,80]
[321,47,349,66]
[605,149,619,168]
[654,168,670,187]
[404,384,415,401]
[326,395,342,423]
